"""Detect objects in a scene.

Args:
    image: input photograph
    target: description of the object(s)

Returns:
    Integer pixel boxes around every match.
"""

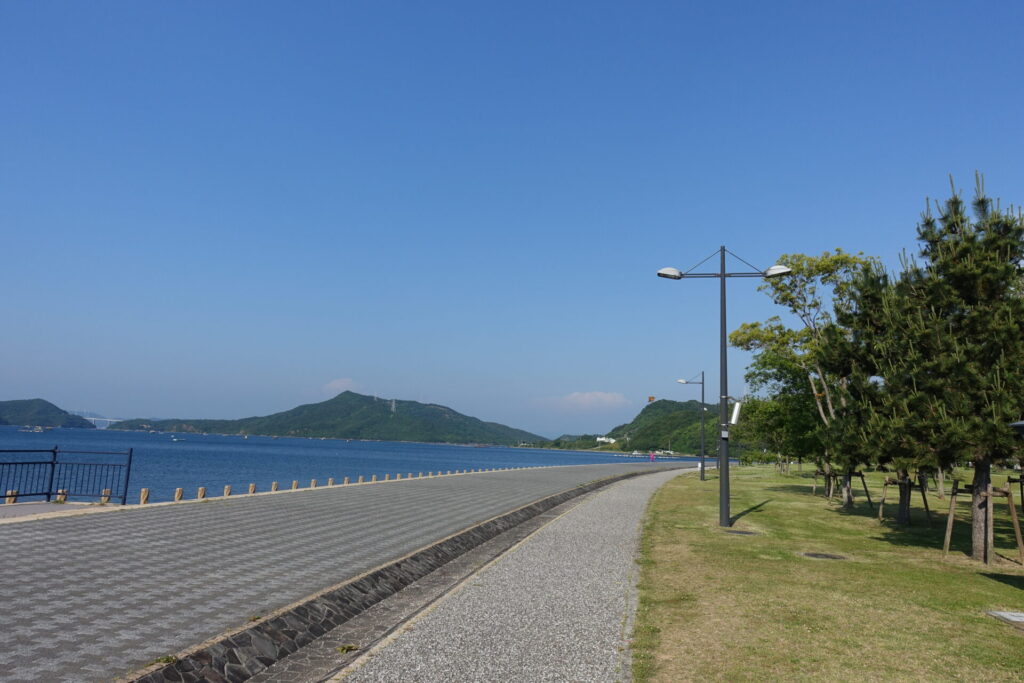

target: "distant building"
[596,437,616,444]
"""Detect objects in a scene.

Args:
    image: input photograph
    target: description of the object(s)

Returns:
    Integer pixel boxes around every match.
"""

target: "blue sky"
[2,1,1023,438]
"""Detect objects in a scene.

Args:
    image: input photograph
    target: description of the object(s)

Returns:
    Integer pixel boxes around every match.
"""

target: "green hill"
[0,399,96,429]
[605,398,714,453]
[110,391,546,445]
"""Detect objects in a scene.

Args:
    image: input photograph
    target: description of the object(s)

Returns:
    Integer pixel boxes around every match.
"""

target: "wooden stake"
[878,480,890,522]
[174,488,183,501]
[943,480,959,557]
[271,481,279,492]
[860,473,874,509]
[100,488,111,504]
[291,480,298,490]
[223,485,232,497]
[140,488,150,505]
[1003,487,1024,566]
[56,489,68,503]
[248,483,256,495]
[197,486,206,500]
[5,490,16,504]
[327,478,334,486]
[343,476,349,485]
[310,479,318,488]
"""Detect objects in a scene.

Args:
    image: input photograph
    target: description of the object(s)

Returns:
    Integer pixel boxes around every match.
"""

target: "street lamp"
[658,246,791,527]
[676,374,707,481]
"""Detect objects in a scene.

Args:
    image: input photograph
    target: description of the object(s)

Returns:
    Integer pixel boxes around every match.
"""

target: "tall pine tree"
[834,176,1024,558]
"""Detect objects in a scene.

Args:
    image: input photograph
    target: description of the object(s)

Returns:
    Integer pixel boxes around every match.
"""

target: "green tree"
[731,249,878,505]
[828,177,1024,556]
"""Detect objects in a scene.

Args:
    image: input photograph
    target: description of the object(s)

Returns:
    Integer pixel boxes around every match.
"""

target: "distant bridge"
[74,415,126,428]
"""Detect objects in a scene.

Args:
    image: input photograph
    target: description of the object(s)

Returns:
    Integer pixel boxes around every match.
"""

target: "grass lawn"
[632,465,1024,681]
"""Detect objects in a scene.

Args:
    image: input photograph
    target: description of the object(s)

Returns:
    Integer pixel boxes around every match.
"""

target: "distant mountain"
[0,399,96,429]
[605,399,713,453]
[109,391,546,445]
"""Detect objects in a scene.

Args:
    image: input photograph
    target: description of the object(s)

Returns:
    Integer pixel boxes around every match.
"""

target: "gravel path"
[339,468,682,683]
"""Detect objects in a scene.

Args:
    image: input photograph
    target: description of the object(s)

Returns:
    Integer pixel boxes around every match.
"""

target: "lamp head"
[657,267,683,280]
[763,264,792,278]
[676,379,688,384]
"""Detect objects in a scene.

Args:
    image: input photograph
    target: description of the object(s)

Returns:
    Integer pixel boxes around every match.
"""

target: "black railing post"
[121,448,134,505]
[45,446,58,502]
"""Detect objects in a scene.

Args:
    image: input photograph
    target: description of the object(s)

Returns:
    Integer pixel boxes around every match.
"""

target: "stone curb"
[126,466,682,683]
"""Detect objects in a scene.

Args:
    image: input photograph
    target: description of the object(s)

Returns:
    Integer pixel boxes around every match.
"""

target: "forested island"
[0,399,95,428]
[110,391,545,446]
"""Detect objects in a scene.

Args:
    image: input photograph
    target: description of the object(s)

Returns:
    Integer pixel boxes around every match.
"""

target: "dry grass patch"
[633,466,1024,682]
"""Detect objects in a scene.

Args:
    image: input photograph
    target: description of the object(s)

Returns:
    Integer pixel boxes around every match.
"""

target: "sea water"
[0,426,694,503]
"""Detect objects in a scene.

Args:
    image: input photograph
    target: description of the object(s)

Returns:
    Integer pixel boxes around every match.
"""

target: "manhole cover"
[801,552,847,560]
[724,530,759,536]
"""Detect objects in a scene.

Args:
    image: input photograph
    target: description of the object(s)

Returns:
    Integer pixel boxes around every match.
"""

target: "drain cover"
[724,530,759,536]
[802,552,847,560]
[989,612,1024,630]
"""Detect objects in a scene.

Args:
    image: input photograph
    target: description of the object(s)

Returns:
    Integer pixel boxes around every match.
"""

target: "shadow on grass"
[982,572,1024,590]
[765,483,820,497]
[760,476,1024,561]
[731,499,771,524]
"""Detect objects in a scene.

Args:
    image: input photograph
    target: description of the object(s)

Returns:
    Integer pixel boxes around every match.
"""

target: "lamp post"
[676,373,706,481]
[658,246,791,527]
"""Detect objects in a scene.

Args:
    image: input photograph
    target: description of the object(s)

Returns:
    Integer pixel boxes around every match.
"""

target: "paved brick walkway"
[0,462,681,681]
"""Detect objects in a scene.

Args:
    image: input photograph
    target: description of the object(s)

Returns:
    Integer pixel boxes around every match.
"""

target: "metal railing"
[0,448,134,504]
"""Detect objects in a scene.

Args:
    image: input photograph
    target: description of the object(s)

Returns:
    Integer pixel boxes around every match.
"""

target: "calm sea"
[0,426,694,503]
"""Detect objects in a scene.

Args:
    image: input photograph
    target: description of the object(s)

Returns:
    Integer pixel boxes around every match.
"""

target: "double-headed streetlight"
[658,246,791,527]
[676,373,706,481]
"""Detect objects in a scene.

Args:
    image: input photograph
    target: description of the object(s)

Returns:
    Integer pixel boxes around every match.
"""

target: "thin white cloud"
[323,377,359,395]
[542,391,631,413]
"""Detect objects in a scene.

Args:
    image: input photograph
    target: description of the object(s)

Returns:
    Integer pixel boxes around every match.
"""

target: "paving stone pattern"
[0,463,678,682]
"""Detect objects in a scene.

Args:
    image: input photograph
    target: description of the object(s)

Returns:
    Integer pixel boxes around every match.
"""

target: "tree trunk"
[971,459,992,563]
[841,471,855,509]
[896,469,912,525]
[936,468,945,500]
